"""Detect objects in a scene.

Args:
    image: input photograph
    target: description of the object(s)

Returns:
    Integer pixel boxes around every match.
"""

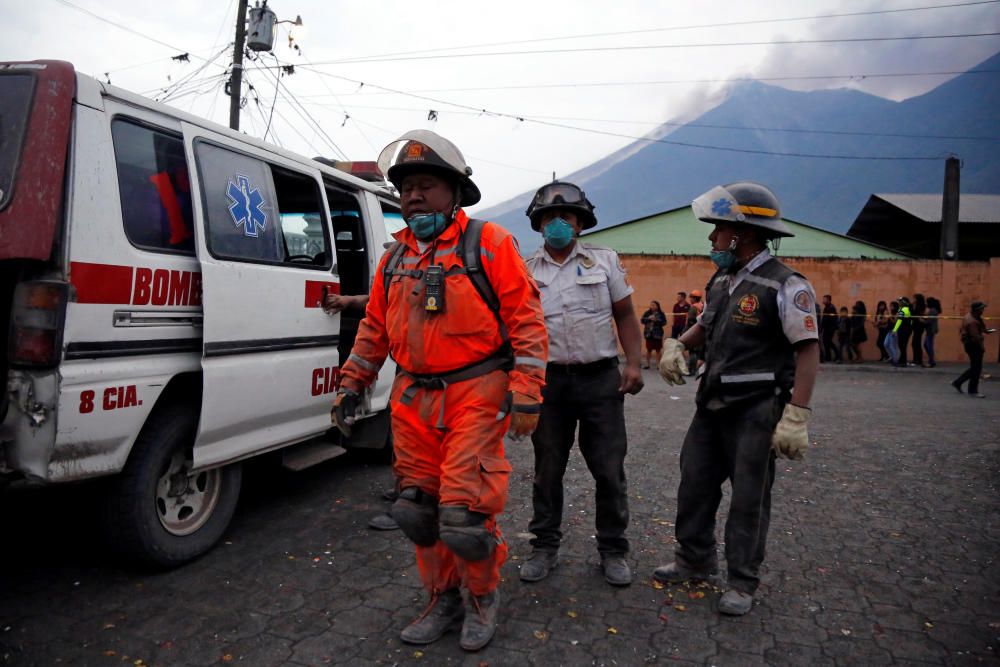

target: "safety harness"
[383,218,513,428]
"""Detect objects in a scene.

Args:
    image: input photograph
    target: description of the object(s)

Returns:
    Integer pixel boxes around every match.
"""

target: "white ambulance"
[0,60,399,567]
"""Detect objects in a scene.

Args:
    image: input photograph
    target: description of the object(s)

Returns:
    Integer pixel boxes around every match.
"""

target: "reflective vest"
[696,258,800,409]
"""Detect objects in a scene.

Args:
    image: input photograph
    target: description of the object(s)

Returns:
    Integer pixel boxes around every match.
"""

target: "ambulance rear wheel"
[104,402,242,568]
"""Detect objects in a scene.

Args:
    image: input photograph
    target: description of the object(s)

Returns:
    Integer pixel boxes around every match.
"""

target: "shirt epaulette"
[578,242,614,254]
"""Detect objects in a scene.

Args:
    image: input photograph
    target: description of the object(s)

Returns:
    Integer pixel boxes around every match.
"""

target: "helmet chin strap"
[449,185,461,222]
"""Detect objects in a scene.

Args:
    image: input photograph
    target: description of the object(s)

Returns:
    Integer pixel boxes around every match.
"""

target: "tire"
[103,402,242,568]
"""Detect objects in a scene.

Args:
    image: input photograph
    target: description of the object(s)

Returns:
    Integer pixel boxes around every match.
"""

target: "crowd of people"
[817,294,943,367]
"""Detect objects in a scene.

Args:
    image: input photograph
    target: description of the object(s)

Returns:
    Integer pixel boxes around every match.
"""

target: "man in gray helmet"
[655,182,820,616]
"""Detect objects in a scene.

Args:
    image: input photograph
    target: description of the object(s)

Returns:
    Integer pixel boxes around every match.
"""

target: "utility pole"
[229,0,249,131]
[939,156,960,260]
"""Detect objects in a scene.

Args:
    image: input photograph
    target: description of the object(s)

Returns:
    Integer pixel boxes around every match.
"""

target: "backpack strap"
[461,218,507,339]
[382,240,410,303]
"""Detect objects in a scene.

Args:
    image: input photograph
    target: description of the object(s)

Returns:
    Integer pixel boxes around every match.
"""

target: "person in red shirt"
[671,291,691,339]
[333,130,548,651]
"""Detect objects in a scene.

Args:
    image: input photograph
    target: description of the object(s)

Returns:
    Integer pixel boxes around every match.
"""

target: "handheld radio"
[423,265,445,312]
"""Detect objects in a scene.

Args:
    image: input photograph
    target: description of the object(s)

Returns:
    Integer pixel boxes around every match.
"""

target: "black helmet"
[525,181,597,231]
[377,130,481,206]
[691,181,793,238]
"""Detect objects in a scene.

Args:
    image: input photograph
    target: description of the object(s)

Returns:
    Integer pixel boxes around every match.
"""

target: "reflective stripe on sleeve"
[347,354,378,372]
[720,372,776,383]
[515,356,546,368]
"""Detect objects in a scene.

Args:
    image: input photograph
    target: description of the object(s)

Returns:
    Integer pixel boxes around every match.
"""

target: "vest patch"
[733,294,761,326]
[739,295,759,314]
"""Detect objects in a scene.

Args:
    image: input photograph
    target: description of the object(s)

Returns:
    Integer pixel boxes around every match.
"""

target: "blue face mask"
[543,217,575,249]
[710,249,737,271]
[406,212,449,241]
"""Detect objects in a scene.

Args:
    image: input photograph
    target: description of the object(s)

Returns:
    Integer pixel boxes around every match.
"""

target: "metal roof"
[872,194,1000,224]
[582,206,909,259]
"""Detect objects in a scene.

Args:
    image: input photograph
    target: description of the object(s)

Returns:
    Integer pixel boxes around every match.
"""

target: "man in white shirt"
[656,182,820,616]
[519,181,644,587]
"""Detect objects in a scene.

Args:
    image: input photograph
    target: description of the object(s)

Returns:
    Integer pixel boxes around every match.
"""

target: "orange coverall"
[339,210,547,595]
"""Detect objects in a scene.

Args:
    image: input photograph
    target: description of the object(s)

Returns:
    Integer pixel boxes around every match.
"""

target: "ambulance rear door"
[182,124,345,469]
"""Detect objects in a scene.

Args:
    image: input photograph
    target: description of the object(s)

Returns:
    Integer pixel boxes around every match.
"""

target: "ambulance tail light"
[9,281,69,368]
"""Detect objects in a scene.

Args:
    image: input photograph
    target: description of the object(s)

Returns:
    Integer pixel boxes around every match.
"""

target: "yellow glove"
[772,403,811,460]
[501,391,540,440]
[658,338,689,385]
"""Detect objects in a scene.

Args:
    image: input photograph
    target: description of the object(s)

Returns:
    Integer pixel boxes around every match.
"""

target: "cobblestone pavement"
[1,363,998,666]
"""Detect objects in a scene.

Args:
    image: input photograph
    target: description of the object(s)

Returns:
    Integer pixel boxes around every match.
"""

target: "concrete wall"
[621,255,1000,363]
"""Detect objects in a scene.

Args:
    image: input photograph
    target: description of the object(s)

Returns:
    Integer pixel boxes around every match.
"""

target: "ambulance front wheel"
[104,402,242,568]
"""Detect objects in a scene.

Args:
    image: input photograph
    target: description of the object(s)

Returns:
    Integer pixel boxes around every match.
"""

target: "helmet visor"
[692,185,782,223]
[531,182,589,208]
[692,185,746,223]
[377,130,472,181]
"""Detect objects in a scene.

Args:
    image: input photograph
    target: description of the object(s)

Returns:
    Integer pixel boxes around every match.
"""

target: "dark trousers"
[675,397,781,594]
[911,324,924,365]
[821,329,840,362]
[896,329,911,366]
[955,344,984,394]
[529,365,629,555]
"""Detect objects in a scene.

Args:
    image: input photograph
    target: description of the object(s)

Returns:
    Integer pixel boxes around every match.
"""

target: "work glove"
[331,389,360,438]
[772,403,811,461]
[500,391,541,441]
[658,338,689,385]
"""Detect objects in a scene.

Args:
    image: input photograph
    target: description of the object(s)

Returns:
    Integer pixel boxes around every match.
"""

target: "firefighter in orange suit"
[333,130,548,652]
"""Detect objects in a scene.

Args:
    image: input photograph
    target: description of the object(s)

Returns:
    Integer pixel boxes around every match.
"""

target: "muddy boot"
[399,589,464,645]
[367,512,399,531]
[653,561,718,585]
[459,589,500,651]
[718,589,753,616]
[519,550,558,582]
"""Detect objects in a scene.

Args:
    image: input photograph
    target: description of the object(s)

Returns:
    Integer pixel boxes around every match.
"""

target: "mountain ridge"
[477,51,1000,251]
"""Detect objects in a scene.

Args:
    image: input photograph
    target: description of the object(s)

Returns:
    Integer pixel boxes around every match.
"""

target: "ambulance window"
[0,74,35,212]
[380,200,405,237]
[111,119,195,255]
[194,141,330,269]
[325,184,368,295]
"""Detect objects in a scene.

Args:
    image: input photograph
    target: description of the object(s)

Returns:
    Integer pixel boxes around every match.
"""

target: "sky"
[4,0,1000,214]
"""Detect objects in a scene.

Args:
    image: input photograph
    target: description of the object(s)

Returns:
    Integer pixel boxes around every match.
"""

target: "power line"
[305,68,999,97]
[299,57,378,155]
[308,32,1000,66]
[154,45,232,101]
[323,0,1000,65]
[295,66,961,161]
[298,99,1000,142]
[247,59,348,160]
[50,0,225,70]
[348,117,551,176]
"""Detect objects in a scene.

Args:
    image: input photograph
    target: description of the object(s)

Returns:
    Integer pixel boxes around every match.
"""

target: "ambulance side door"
[182,124,341,469]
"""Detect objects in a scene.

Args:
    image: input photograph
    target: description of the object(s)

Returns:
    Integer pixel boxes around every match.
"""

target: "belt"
[546,357,618,375]
[397,347,513,429]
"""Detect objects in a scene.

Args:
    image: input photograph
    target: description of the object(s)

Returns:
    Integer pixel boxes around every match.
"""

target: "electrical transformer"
[247,4,277,52]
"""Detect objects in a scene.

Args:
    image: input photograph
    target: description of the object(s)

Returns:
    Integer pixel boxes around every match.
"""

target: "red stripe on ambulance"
[304,280,340,308]
[70,262,133,304]
[69,262,202,306]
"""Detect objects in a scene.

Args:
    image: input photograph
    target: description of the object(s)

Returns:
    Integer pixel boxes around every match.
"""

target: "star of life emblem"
[226,174,267,238]
[711,197,733,217]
